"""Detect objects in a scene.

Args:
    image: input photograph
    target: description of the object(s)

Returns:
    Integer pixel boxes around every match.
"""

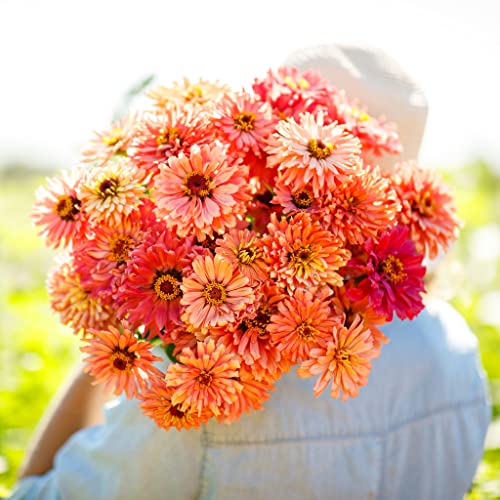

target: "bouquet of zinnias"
[32,68,460,430]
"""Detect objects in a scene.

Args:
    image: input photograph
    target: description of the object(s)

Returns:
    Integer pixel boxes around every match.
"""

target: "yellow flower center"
[183,172,212,199]
[183,85,203,102]
[380,254,407,284]
[156,127,180,146]
[237,244,260,265]
[54,195,81,221]
[110,349,136,372]
[110,236,133,264]
[307,138,334,160]
[350,107,370,122]
[334,347,351,364]
[296,321,317,341]
[197,370,213,387]
[283,76,310,90]
[233,111,257,132]
[153,272,182,302]
[413,191,435,217]
[98,177,119,198]
[202,282,227,306]
[102,127,124,146]
[291,189,314,209]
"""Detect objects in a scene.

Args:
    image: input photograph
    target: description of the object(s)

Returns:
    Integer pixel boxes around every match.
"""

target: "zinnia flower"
[268,287,340,364]
[131,106,213,180]
[346,225,426,321]
[47,253,116,334]
[31,169,86,249]
[140,376,210,431]
[117,230,194,338]
[77,158,146,227]
[147,77,229,108]
[215,228,267,284]
[81,323,163,399]
[262,213,350,292]
[325,165,400,245]
[212,91,276,157]
[253,67,336,120]
[297,315,380,401]
[180,254,254,331]
[165,339,242,416]
[153,143,251,241]
[81,112,138,165]
[266,112,362,195]
[391,162,460,258]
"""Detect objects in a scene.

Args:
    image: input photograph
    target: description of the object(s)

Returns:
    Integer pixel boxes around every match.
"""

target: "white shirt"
[11,298,491,500]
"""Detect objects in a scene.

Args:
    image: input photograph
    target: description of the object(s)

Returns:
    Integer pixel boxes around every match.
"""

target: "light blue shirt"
[11,298,491,499]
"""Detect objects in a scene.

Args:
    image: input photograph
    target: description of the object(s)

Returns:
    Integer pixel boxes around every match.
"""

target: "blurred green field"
[0,163,499,498]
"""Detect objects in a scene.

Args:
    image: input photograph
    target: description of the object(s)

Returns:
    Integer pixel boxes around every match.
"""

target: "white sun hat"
[284,44,428,169]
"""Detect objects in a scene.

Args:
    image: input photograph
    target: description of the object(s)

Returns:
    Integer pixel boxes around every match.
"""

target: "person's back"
[10,45,491,500]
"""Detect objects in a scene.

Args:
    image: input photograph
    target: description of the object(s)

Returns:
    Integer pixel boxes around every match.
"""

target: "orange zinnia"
[81,324,163,399]
[297,315,380,401]
[166,339,242,416]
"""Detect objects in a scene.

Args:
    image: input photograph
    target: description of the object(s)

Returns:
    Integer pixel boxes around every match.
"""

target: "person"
[10,44,491,500]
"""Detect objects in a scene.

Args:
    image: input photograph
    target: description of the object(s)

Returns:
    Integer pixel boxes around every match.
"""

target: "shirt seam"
[204,396,487,447]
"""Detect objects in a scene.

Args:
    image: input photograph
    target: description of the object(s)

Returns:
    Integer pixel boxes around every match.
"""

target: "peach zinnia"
[180,254,254,331]
[166,339,242,416]
[31,169,86,249]
[81,324,163,399]
[154,143,251,241]
[77,158,146,227]
[297,315,380,401]
[266,112,362,195]
[215,228,267,284]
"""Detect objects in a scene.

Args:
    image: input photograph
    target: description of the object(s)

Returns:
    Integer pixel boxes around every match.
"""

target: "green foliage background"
[0,162,499,498]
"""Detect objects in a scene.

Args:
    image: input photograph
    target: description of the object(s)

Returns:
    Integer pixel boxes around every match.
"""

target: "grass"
[0,164,499,498]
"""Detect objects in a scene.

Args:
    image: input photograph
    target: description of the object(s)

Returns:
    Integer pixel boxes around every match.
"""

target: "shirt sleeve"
[9,396,203,500]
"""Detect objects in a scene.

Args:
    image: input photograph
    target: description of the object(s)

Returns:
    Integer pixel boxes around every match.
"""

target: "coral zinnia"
[153,143,251,241]
[391,162,460,258]
[166,339,242,416]
[31,169,86,249]
[325,165,400,245]
[140,376,210,431]
[262,213,350,292]
[266,112,362,195]
[297,315,380,401]
[346,225,426,321]
[117,230,194,338]
[81,324,163,399]
[180,254,254,331]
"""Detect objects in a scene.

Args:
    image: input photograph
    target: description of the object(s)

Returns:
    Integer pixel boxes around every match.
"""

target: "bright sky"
[0,0,499,170]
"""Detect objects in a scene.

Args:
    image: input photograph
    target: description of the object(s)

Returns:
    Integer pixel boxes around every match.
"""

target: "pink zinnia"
[346,225,426,321]
[297,315,380,401]
[153,143,251,241]
[212,91,276,157]
[266,112,362,196]
[131,106,213,180]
